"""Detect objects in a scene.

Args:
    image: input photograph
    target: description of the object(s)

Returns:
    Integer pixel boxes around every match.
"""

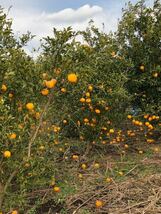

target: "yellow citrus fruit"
[84,118,89,123]
[95,109,101,114]
[41,88,49,96]
[9,93,14,98]
[61,88,66,93]
[11,210,18,214]
[9,133,17,139]
[67,73,78,83]
[88,85,93,92]
[45,79,57,88]
[127,115,132,119]
[1,84,7,92]
[3,151,11,158]
[81,163,87,170]
[86,98,91,103]
[80,97,85,103]
[109,129,114,134]
[118,171,124,176]
[94,163,100,169]
[26,103,34,111]
[63,119,67,124]
[140,65,145,71]
[106,177,112,183]
[153,72,158,78]
[85,92,90,97]
[95,200,103,208]
[72,154,79,160]
[53,186,60,193]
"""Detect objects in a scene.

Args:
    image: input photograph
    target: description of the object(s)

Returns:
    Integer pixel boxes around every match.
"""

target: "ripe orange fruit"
[95,200,103,208]
[80,97,85,103]
[26,103,34,111]
[86,98,91,103]
[61,88,66,93]
[1,84,7,92]
[95,109,100,114]
[67,73,78,83]
[3,151,11,158]
[127,115,132,119]
[41,88,49,96]
[9,133,17,139]
[84,118,89,123]
[11,210,18,214]
[53,186,60,193]
[72,154,79,160]
[45,79,57,88]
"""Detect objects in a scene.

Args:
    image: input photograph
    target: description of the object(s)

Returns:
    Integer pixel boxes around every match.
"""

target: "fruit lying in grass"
[94,163,100,169]
[81,163,87,170]
[118,171,124,176]
[67,73,78,83]
[3,151,11,158]
[72,155,79,160]
[95,200,103,208]
[106,177,112,183]
[26,103,34,111]
[53,186,61,193]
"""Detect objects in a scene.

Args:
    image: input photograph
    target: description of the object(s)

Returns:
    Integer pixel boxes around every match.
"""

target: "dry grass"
[66,156,161,214]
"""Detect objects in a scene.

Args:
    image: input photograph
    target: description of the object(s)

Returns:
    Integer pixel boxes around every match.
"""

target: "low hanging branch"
[27,92,53,159]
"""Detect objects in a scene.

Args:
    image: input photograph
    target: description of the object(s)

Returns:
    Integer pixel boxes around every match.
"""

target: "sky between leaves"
[0,0,154,56]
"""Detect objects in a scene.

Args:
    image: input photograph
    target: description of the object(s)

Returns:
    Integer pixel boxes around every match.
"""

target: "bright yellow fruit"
[140,65,145,71]
[41,88,49,96]
[9,133,17,139]
[81,163,87,170]
[95,200,103,208]
[1,84,7,92]
[67,73,78,83]
[26,103,34,111]
[45,79,57,88]
[53,186,60,193]
[61,88,66,93]
[11,210,18,214]
[95,109,101,114]
[3,151,11,158]
[80,97,85,103]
